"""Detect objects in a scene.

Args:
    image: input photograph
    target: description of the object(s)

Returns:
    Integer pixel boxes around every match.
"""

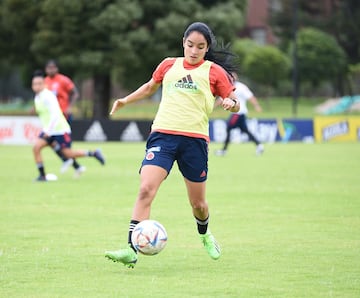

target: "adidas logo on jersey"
[175,74,197,90]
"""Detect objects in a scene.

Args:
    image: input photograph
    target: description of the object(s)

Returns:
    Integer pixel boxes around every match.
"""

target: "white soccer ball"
[45,173,58,181]
[131,220,168,255]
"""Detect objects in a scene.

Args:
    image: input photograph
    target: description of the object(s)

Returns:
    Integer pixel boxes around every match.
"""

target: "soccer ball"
[45,173,58,181]
[131,220,168,255]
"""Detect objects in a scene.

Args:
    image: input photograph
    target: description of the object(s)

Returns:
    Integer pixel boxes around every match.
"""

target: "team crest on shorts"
[146,151,155,160]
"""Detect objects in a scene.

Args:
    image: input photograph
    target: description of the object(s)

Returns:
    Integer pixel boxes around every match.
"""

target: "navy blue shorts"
[39,132,72,148]
[227,114,248,131]
[141,132,208,182]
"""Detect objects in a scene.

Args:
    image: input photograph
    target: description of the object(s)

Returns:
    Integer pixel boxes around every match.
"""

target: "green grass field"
[108,97,327,120]
[1,142,359,297]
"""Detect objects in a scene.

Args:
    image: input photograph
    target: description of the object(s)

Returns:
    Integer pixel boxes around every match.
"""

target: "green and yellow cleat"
[200,230,221,260]
[105,245,138,268]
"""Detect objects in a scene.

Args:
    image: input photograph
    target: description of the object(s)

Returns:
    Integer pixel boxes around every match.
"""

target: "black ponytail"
[183,22,238,76]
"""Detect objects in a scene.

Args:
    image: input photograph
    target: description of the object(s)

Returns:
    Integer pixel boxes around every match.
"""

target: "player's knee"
[138,183,157,202]
[33,143,42,153]
[190,199,208,211]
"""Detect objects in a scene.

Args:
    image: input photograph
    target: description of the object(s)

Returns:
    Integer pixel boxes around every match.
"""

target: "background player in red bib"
[45,60,85,177]
[45,59,79,123]
[105,22,240,268]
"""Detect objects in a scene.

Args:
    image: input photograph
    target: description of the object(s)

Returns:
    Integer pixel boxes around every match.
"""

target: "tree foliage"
[231,38,260,73]
[0,0,41,83]
[0,0,246,118]
[243,45,290,88]
[271,0,360,64]
[108,0,245,90]
[295,28,347,87]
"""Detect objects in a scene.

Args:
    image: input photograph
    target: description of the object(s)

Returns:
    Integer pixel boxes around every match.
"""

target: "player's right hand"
[109,98,127,115]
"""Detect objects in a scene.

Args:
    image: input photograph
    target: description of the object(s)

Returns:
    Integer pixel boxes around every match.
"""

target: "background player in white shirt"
[216,72,264,156]
[32,71,105,181]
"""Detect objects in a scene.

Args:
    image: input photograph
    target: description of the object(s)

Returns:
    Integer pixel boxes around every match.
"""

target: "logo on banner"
[120,121,143,141]
[24,123,42,142]
[0,125,14,141]
[84,121,107,141]
[322,121,349,141]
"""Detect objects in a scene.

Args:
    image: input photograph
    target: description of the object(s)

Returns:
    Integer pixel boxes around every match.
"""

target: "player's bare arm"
[249,96,262,112]
[110,79,161,115]
[222,91,240,113]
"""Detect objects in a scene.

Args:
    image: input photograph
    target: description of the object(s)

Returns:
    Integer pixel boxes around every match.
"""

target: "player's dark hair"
[183,22,238,77]
[45,59,58,67]
[32,69,45,79]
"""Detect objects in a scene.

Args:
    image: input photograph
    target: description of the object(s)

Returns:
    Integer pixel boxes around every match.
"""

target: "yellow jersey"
[152,58,215,140]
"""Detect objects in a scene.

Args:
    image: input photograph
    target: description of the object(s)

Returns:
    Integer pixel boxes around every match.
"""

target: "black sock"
[52,143,79,169]
[128,220,140,253]
[195,215,209,235]
[53,143,67,162]
[37,163,45,177]
[54,149,77,168]
[73,160,80,169]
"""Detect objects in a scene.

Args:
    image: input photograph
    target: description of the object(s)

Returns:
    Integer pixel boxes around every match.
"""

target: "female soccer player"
[32,71,105,181]
[105,22,240,267]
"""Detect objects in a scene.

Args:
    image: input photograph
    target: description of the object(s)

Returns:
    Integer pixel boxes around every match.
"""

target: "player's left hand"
[222,98,237,111]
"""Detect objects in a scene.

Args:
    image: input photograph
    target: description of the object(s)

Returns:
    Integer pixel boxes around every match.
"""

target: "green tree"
[110,0,245,90]
[271,0,360,64]
[0,0,246,118]
[295,28,347,90]
[30,0,130,118]
[0,0,41,85]
[31,0,245,118]
[327,0,360,64]
[231,38,260,73]
[243,45,290,90]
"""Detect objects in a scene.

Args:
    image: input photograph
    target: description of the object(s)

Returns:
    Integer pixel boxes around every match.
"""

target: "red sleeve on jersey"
[209,64,234,98]
[152,58,177,83]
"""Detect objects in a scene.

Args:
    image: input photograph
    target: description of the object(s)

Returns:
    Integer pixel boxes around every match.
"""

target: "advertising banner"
[0,117,153,144]
[0,116,42,145]
[2,116,358,144]
[278,119,314,143]
[209,118,314,143]
[314,116,360,142]
[71,120,152,142]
